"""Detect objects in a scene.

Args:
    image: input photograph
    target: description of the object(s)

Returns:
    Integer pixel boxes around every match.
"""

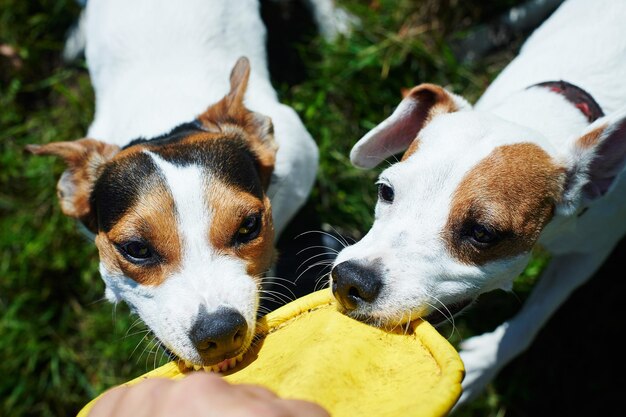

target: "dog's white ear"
[350,83,471,169]
[26,139,120,231]
[559,108,626,214]
[198,56,277,189]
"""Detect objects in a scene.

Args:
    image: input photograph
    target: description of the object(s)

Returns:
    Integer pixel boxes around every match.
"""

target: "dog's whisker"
[256,306,273,316]
[295,252,337,273]
[313,274,331,291]
[86,296,109,307]
[301,259,335,273]
[295,245,340,257]
[425,296,457,341]
[295,229,351,249]
[144,343,157,371]
[122,329,151,340]
[326,225,355,247]
[151,339,165,370]
[294,260,334,285]
[260,281,297,300]
[322,224,355,247]
[258,276,295,285]
[404,314,412,336]
[124,317,147,338]
[145,336,162,370]
[129,330,153,363]
[153,341,160,370]
[297,250,339,264]
[157,341,169,368]
[258,295,277,301]
[260,289,294,303]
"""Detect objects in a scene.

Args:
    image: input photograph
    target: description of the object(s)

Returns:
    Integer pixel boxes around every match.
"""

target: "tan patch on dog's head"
[207,180,274,278]
[96,181,182,286]
[444,142,565,265]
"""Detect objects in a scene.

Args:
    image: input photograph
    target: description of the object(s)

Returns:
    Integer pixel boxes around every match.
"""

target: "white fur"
[330,0,626,409]
[84,0,319,238]
[103,152,259,364]
[84,0,323,365]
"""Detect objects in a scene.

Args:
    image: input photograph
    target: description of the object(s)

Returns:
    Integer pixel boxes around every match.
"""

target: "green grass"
[0,0,545,416]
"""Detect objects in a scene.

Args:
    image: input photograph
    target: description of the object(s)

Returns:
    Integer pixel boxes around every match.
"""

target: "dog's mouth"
[159,334,252,373]
[423,298,474,326]
[180,353,246,373]
[342,297,474,329]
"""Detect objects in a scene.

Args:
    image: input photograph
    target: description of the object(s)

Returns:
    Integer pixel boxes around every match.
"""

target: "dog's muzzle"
[331,260,383,311]
[190,307,248,364]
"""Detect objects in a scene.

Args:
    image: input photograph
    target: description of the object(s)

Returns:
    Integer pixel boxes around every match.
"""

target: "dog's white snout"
[331,260,384,311]
[190,306,248,364]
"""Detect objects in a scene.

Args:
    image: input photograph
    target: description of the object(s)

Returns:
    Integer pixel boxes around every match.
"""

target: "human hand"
[87,371,330,417]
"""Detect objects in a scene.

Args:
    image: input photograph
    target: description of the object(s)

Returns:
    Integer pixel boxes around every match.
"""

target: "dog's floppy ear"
[559,108,626,214]
[198,56,277,189]
[350,83,471,169]
[26,139,120,231]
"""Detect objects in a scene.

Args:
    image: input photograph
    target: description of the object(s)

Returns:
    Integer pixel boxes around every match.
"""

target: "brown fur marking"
[444,143,565,265]
[26,138,120,231]
[208,180,274,278]
[576,124,606,149]
[400,84,458,161]
[401,138,421,161]
[97,181,181,286]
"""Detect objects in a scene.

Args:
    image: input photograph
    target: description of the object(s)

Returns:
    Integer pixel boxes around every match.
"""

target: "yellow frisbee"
[77,289,464,417]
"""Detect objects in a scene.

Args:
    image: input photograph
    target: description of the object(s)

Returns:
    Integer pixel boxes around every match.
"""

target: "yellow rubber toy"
[77,289,464,417]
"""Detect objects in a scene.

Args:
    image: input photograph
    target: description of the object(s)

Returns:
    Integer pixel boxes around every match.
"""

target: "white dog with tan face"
[330,0,626,407]
[27,0,328,372]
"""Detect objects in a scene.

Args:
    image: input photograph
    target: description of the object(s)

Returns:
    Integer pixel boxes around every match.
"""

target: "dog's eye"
[119,240,155,263]
[468,224,499,246]
[377,183,394,203]
[234,214,261,244]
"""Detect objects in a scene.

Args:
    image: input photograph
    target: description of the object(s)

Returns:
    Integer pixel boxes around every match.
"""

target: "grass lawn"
[2,0,622,416]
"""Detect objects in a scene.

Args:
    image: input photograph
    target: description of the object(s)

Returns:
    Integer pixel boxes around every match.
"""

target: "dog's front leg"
[453,249,611,411]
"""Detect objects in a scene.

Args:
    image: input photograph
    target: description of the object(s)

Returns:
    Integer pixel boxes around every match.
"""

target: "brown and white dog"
[329,0,626,407]
[25,0,340,372]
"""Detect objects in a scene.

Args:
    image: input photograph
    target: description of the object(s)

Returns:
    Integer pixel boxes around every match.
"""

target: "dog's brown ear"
[560,108,626,214]
[350,84,471,169]
[198,56,277,189]
[26,139,120,231]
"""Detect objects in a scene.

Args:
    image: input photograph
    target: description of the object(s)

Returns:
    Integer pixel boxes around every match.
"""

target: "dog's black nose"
[331,260,383,311]
[190,307,248,361]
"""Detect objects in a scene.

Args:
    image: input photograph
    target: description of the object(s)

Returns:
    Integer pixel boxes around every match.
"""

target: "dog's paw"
[453,325,508,411]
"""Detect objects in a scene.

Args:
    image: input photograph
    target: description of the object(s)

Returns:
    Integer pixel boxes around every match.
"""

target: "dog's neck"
[485,82,600,150]
[87,69,277,148]
[530,81,604,123]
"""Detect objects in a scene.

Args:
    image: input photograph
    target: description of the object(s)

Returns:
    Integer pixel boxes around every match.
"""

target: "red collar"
[530,80,604,123]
